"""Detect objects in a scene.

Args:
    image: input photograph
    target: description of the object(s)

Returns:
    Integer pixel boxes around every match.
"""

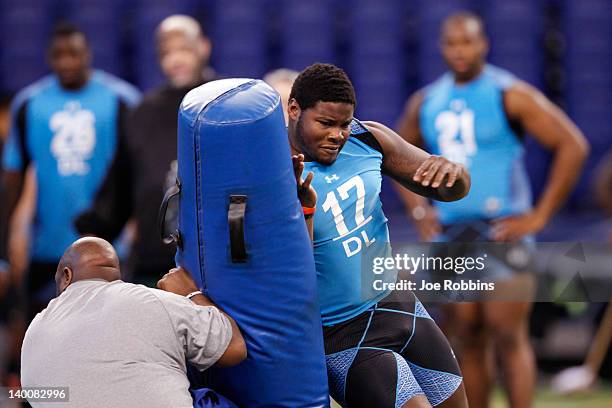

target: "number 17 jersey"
[304,120,396,326]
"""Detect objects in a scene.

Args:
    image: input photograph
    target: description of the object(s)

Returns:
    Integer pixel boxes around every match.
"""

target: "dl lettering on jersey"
[342,230,376,257]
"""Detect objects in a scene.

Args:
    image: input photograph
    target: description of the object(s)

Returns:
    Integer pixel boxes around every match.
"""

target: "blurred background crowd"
[0,0,611,406]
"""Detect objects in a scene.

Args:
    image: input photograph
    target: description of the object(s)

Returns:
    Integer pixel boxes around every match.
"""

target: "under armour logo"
[325,174,339,184]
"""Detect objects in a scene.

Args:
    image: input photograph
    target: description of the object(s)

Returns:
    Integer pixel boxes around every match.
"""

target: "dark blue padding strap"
[228,195,247,263]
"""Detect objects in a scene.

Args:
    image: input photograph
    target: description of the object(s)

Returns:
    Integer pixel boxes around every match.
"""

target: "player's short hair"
[289,63,356,110]
[50,22,88,45]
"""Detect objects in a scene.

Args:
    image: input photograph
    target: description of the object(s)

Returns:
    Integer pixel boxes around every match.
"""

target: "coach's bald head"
[55,237,121,296]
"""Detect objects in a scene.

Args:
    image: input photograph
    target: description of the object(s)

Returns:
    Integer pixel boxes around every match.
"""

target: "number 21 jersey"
[419,64,532,225]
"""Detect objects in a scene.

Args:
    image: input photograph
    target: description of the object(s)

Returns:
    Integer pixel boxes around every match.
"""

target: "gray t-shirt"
[21,279,232,408]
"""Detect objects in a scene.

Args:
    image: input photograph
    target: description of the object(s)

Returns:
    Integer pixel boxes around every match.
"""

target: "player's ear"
[288,98,301,122]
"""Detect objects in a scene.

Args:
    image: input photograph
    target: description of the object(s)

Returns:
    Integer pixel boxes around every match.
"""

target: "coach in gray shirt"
[21,237,246,408]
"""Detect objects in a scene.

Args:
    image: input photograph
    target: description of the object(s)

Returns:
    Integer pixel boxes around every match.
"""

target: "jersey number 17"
[322,175,375,257]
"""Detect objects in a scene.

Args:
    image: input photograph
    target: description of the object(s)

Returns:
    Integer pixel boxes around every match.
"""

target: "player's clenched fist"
[157,267,199,296]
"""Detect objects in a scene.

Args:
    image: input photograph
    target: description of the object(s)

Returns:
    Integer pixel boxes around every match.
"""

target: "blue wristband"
[0,260,9,273]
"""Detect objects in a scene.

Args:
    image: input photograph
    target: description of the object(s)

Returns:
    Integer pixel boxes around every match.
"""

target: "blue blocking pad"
[176,79,329,407]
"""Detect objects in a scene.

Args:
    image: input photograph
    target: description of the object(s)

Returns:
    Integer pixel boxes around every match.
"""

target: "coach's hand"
[157,267,199,297]
[292,154,317,208]
[491,210,547,242]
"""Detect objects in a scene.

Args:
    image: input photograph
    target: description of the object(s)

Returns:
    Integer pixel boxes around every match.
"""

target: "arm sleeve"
[75,101,134,240]
[157,292,233,371]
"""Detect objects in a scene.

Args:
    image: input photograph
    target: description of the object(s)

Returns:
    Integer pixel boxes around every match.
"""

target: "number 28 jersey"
[2,71,140,261]
[304,120,396,326]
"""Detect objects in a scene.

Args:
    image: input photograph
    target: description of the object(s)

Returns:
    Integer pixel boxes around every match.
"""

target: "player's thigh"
[483,274,534,333]
[345,349,430,408]
[485,272,536,302]
[484,301,532,327]
[483,299,532,343]
[401,316,465,407]
[448,302,479,322]
[447,302,484,341]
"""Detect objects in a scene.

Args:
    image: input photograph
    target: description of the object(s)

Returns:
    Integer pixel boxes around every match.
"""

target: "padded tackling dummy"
[174,79,329,407]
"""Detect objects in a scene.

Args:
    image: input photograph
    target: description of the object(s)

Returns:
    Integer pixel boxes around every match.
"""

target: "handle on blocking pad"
[158,179,182,248]
[228,195,248,263]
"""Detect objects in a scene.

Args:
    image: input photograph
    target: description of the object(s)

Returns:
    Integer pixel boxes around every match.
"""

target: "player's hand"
[409,204,441,241]
[412,156,465,189]
[491,211,547,242]
[157,267,199,296]
[292,154,317,208]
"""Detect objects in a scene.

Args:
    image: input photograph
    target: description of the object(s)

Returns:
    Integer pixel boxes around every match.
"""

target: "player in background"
[290,63,470,407]
[0,23,140,320]
[395,12,589,408]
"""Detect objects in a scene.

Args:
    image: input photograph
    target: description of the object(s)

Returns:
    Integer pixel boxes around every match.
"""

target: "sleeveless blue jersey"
[2,71,140,261]
[419,65,532,224]
[304,120,396,326]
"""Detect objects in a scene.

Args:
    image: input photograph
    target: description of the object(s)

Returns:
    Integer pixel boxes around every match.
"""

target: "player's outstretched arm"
[490,82,590,241]
[362,120,471,202]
